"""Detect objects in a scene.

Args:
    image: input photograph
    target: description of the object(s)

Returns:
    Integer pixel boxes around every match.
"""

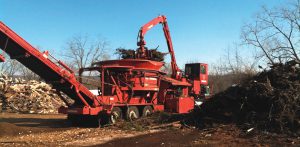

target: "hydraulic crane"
[136,15,181,80]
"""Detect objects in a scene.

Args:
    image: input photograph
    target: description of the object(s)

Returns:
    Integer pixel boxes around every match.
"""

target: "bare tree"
[63,34,110,70]
[0,46,47,80]
[210,45,257,93]
[0,58,39,80]
[0,59,19,76]
[19,66,39,80]
[242,0,300,65]
[224,45,257,74]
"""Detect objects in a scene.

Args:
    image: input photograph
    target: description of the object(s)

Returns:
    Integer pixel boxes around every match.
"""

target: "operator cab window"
[186,66,191,75]
[200,65,206,74]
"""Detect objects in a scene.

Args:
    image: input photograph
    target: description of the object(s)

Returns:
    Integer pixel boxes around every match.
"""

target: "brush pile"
[0,74,68,114]
[192,60,300,135]
[115,48,167,61]
[116,48,136,59]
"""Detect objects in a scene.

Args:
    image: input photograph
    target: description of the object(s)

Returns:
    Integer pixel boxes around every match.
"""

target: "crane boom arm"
[137,15,181,79]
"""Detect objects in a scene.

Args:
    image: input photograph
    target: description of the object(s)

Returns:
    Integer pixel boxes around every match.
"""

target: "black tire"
[142,106,153,117]
[109,107,122,124]
[126,106,139,121]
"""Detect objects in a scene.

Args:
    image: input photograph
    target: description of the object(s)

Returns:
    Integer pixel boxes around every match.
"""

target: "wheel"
[126,106,139,121]
[142,106,153,117]
[109,107,122,124]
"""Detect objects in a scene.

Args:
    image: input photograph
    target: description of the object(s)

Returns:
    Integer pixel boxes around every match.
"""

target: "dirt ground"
[0,113,299,146]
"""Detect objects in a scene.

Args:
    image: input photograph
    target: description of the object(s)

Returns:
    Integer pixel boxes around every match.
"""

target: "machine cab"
[185,63,210,99]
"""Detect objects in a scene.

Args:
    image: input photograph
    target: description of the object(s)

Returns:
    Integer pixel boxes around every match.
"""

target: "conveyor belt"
[0,21,95,107]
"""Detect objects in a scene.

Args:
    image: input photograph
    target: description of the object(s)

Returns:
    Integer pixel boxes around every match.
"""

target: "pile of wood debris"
[190,60,300,135]
[115,48,167,61]
[0,73,68,114]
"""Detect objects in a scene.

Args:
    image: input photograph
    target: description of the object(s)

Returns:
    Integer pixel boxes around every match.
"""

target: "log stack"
[0,73,69,114]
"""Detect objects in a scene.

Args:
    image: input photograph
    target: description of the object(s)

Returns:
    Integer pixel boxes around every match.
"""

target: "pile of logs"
[0,73,68,114]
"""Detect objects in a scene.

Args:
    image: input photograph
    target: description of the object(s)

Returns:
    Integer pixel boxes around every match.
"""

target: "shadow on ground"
[95,130,199,147]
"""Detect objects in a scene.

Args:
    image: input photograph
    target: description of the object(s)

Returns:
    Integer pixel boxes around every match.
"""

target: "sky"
[0,0,286,68]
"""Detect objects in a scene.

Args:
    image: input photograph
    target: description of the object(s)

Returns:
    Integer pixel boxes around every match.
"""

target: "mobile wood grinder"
[0,15,210,125]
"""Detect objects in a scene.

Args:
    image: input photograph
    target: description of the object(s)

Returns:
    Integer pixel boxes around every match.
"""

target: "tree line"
[211,0,300,93]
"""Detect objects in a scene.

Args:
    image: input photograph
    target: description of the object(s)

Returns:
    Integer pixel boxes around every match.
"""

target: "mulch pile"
[0,73,68,114]
[190,60,300,135]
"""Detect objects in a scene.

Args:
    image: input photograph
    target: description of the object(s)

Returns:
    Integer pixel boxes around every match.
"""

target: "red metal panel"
[94,59,164,71]
[0,54,4,62]
[161,76,191,86]
[58,106,103,115]
[177,97,194,113]
[165,97,194,113]
[193,80,201,95]
[153,104,164,111]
